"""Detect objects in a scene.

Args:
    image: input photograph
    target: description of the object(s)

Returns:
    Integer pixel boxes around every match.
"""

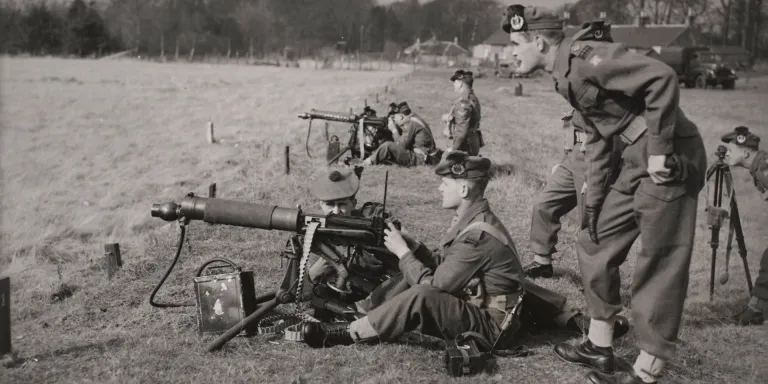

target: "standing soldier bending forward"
[300,151,629,350]
[363,101,441,167]
[442,70,483,156]
[502,5,707,384]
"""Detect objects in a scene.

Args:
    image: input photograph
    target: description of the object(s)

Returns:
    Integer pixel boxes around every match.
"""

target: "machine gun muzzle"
[151,196,301,232]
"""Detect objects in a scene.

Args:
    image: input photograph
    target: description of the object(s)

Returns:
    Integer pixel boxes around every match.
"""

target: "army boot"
[523,261,554,279]
[731,307,765,325]
[566,314,631,340]
[302,322,354,348]
[554,340,617,373]
[587,370,654,384]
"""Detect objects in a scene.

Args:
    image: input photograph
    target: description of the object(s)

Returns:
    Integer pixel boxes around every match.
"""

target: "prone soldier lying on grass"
[300,151,629,350]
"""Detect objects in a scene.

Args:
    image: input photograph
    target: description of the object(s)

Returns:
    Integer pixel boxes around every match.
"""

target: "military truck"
[652,46,738,90]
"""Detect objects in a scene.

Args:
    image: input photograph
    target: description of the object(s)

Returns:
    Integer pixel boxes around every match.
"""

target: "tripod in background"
[704,145,753,301]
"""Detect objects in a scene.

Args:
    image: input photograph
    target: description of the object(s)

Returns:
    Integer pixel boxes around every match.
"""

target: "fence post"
[284,146,290,175]
[105,244,123,280]
[207,121,216,144]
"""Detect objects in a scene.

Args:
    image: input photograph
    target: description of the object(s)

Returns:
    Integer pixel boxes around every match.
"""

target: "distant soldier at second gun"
[363,101,441,167]
[442,70,483,156]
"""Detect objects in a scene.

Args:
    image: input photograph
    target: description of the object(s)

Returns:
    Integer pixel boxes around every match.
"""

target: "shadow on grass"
[15,337,127,366]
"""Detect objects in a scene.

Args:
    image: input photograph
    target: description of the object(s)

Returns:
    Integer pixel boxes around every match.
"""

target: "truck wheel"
[695,75,707,89]
[721,80,735,90]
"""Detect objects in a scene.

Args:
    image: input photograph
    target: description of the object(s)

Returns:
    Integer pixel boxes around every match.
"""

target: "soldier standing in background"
[442,70,483,156]
[502,5,707,384]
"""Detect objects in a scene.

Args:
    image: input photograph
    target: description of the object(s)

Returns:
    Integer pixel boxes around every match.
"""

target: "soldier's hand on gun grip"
[584,205,600,244]
[384,222,411,259]
[647,155,674,184]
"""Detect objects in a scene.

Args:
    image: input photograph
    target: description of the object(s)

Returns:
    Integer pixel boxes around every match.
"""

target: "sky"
[375,0,573,9]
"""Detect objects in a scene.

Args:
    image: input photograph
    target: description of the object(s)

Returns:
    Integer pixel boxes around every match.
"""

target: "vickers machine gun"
[149,171,400,352]
[299,104,397,166]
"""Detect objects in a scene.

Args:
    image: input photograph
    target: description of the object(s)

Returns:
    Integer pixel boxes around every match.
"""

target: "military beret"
[721,126,761,150]
[450,69,473,82]
[310,169,360,201]
[434,151,491,180]
[395,101,412,115]
[501,5,564,33]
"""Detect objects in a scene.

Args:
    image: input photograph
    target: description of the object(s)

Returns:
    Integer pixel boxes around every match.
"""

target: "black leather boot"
[523,261,554,278]
[587,369,654,384]
[302,322,354,348]
[566,314,631,340]
[554,340,617,373]
[730,307,765,325]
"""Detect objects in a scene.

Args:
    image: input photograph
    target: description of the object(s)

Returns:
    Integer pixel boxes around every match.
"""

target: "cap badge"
[736,134,746,144]
[450,163,466,175]
[510,15,525,31]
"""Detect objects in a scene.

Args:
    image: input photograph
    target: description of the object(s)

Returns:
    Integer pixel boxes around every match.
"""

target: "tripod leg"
[730,197,753,294]
[720,219,735,285]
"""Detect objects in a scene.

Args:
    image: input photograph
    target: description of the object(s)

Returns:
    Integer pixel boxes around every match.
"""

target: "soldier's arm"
[398,230,488,295]
[576,115,614,207]
[395,121,417,148]
[755,159,768,201]
[578,43,680,156]
[451,100,472,149]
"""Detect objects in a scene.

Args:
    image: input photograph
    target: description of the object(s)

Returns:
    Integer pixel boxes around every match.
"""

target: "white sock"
[633,350,665,383]
[533,255,552,265]
[748,295,767,313]
[587,317,614,348]
[349,317,379,342]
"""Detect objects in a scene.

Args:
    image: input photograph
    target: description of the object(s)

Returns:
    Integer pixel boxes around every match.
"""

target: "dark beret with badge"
[450,69,474,85]
[721,126,761,150]
[310,168,362,201]
[501,5,563,33]
[434,151,492,180]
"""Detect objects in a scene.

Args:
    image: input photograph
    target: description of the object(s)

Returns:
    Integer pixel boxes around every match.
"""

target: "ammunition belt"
[257,314,302,335]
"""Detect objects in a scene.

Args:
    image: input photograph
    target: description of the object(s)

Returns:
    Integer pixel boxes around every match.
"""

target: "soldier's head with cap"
[500,5,565,75]
[721,126,762,167]
[434,151,492,209]
[390,101,413,126]
[310,167,363,215]
[450,69,474,93]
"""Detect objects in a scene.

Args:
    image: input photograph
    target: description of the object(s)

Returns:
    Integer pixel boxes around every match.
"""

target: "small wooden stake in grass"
[376,93,379,103]
[514,82,523,96]
[209,183,217,198]
[0,276,10,358]
[104,243,123,280]
[284,146,290,175]
[384,85,389,94]
[206,121,216,144]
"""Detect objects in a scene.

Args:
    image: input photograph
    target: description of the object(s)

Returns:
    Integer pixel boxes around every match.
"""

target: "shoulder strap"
[457,221,511,247]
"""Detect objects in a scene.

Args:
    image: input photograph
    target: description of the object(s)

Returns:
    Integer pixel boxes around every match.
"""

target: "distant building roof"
[405,37,471,56]
[480,23,690,49]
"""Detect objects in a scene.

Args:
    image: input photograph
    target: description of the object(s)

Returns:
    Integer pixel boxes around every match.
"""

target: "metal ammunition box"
[193,271,258,336]
[444,337,491,377]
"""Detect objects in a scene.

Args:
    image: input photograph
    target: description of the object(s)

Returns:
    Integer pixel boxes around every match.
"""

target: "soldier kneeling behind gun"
[301,151,629,350]
[284,167,400,317]
[363,101,442,167]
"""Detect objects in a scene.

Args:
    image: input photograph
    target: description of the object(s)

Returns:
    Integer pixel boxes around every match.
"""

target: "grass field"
[1,57,767,384]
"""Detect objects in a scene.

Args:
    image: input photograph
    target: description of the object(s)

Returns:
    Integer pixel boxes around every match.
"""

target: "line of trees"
[0,0,766,60]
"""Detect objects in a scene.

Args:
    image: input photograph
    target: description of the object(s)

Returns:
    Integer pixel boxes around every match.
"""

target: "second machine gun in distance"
[299,104,397,166]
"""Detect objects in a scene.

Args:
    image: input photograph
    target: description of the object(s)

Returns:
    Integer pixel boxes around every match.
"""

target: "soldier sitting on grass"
[363,101,442,167]
[300,151,629,350]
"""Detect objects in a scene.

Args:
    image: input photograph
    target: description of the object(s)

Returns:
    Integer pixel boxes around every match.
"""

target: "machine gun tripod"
[704,145,753,301]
